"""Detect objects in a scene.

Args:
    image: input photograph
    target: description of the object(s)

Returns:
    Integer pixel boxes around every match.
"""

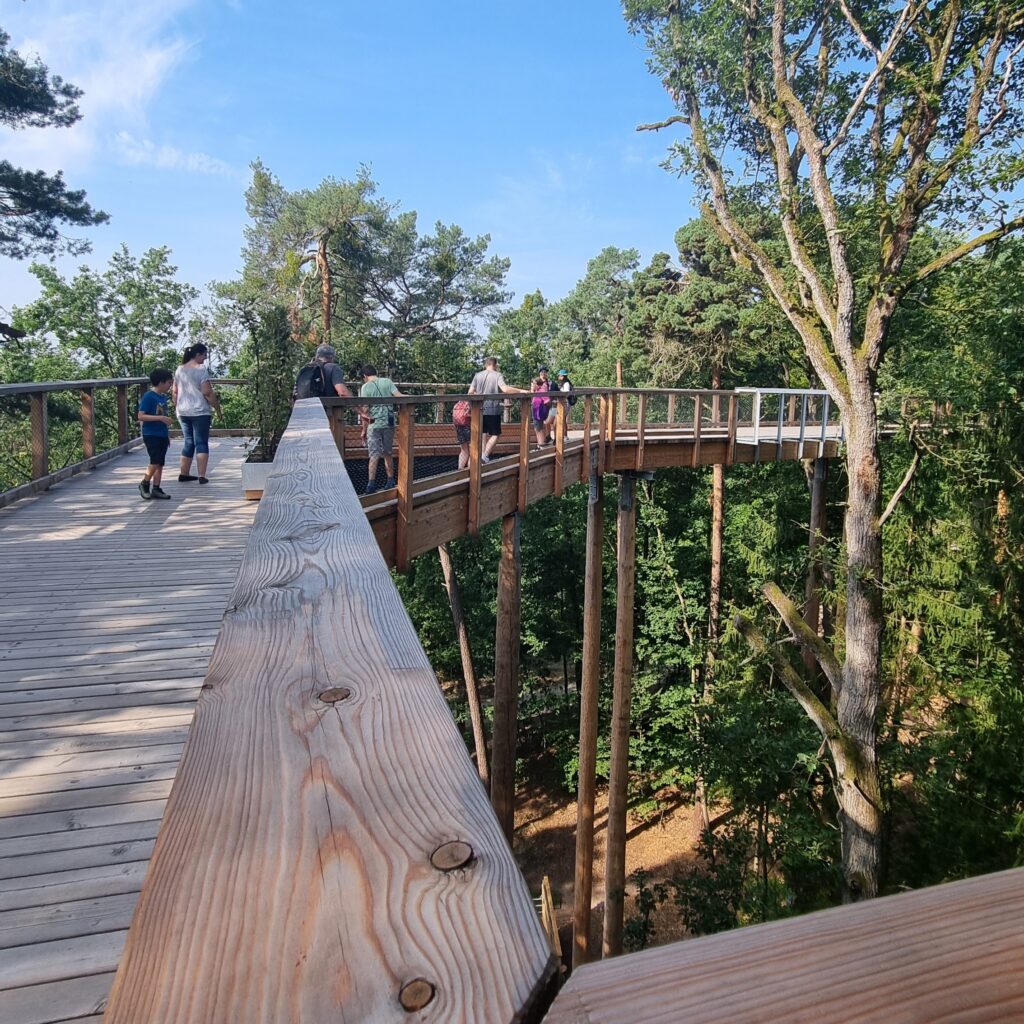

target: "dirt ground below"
[512,781,703,960]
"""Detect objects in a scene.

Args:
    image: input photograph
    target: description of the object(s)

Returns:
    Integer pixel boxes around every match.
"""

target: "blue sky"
[1,1,699,318]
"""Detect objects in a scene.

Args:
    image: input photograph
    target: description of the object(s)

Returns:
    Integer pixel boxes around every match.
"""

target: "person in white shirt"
[173,343,222,484]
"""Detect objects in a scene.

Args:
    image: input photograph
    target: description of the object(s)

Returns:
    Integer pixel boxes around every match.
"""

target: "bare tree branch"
[636,115,690,132]
[878,429,923,528]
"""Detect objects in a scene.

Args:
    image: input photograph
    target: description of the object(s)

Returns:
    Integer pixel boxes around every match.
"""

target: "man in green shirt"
[359,363,403,494]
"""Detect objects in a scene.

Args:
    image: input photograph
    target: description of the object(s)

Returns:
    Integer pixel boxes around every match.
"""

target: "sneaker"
[481,455,491,464]
[178,474,198,482]
[151,486,172,500]
[385,477,397,489]
[365,481,379,495]
[138,479,151,500]
[198,476,210,484]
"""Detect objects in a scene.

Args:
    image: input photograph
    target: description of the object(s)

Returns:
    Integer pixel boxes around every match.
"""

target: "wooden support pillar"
[468,401,482,537]
[116,384,129,445]
[395,406,415,572]
[491,511,522,843]
[438,542,490,790]
[667,393,676,425]
[329,406,346,458]
[803,457,828,676]
[30,392,49,481]
[603,472,637,959]
[80,388,96,460]
[597,396,607,475]
[573,458,604,969]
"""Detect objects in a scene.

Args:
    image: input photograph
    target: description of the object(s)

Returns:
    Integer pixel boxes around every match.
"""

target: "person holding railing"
[173,343,222,484]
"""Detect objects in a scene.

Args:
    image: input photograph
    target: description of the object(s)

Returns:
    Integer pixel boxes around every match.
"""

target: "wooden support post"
[667,393,676,425]
[329,406,346,458]
[554,401,566,497]
[635,394,647,471]
[582,394,593,463]
[603,473,637,959]
[435,392,445,425]
[395,406,415,572]
[727,394,738,464]
[438,542,490,789]
[116,384,129,445]
[788,393,798,425]
[469,401,482,537]
[80,388,96,461]
[491,511,522,842]
[29,392,49,481]
[607,392,618,463]
[573,459,604,969]
[803,457,828,677]
[518,397,531,514]
[691,395,702,468]
[598,397,607,476]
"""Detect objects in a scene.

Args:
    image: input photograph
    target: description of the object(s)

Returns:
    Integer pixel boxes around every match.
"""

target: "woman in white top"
[172,343,222,484]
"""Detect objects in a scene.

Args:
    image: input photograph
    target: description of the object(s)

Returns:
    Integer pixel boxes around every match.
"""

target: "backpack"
[562,379,577,406]
[295,361,327,399]
[452,400,471,427]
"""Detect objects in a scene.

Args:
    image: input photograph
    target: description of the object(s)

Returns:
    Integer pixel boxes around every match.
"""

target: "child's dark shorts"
[144,436,170,466]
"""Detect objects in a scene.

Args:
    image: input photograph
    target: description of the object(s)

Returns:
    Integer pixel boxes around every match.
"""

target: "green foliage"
[14,245,198,377]
[0,28,108,258]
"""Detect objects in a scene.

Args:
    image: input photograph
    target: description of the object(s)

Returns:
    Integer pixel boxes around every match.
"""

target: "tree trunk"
[437,543,489,791]
[317,234,331,345]
[804,457,828,680]
[835,386,884,900]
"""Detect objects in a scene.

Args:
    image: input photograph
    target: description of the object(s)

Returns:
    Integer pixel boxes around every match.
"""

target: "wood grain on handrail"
[103,399,555,1023]
[544,868,1024,1023]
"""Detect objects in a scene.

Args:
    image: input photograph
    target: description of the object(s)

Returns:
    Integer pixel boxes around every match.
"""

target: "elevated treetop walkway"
[0,381,1018,1022]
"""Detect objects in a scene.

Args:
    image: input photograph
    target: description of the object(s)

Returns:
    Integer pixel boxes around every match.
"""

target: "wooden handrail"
[104,398,556,1022]
[544,867,1024,1023]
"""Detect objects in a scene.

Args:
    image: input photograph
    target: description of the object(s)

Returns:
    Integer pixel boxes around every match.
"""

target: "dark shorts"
[482,414,502,437]
[532,417,547,431]
[144,435,169,466]
[455,425,471,445]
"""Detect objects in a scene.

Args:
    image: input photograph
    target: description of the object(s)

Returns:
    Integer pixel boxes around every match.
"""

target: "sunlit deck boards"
[0,438,257,1024]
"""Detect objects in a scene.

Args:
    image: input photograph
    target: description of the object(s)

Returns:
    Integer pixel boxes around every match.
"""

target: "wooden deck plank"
[0,972,114,1024]
[0,439,256,1024]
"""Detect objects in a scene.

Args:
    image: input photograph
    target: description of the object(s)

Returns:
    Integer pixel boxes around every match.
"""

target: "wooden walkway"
[0,439,256,1024]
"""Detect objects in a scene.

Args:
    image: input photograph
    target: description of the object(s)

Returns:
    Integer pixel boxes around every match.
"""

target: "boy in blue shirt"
[138,368,174,500]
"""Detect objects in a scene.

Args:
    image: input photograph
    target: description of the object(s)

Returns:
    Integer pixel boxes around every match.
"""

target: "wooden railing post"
[691,395,702,468]
[582,394,593,461]
[636,394,647,471]
[573,454,604,969]
[518,397,531,514]
[116,384,129,445]
[603,472,637,959]
[29,391,49,481]
[598,396,607,476]
[395,406,415,572]
[727,393,738,464]
[468,400,482,537]
[80,387,96,460]
[491,511,522,842]
[554,400,566,497]
[788,392,798,425]
[667,393,676,425]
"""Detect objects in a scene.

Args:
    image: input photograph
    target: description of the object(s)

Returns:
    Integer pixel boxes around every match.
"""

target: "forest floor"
[512,779,702,959]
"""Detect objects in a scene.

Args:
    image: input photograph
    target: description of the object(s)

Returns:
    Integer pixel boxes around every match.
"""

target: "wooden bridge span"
[0,382,1021,1022]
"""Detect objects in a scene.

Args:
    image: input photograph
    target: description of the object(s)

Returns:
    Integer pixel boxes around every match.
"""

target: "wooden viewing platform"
[0,384,1020,1022]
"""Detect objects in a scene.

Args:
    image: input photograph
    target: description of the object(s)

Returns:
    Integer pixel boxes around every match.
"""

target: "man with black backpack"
[294,345,353,400]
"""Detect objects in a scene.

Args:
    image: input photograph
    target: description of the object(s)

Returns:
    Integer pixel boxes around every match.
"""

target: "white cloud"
[1,0,235,179]
[113,131,241,179]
